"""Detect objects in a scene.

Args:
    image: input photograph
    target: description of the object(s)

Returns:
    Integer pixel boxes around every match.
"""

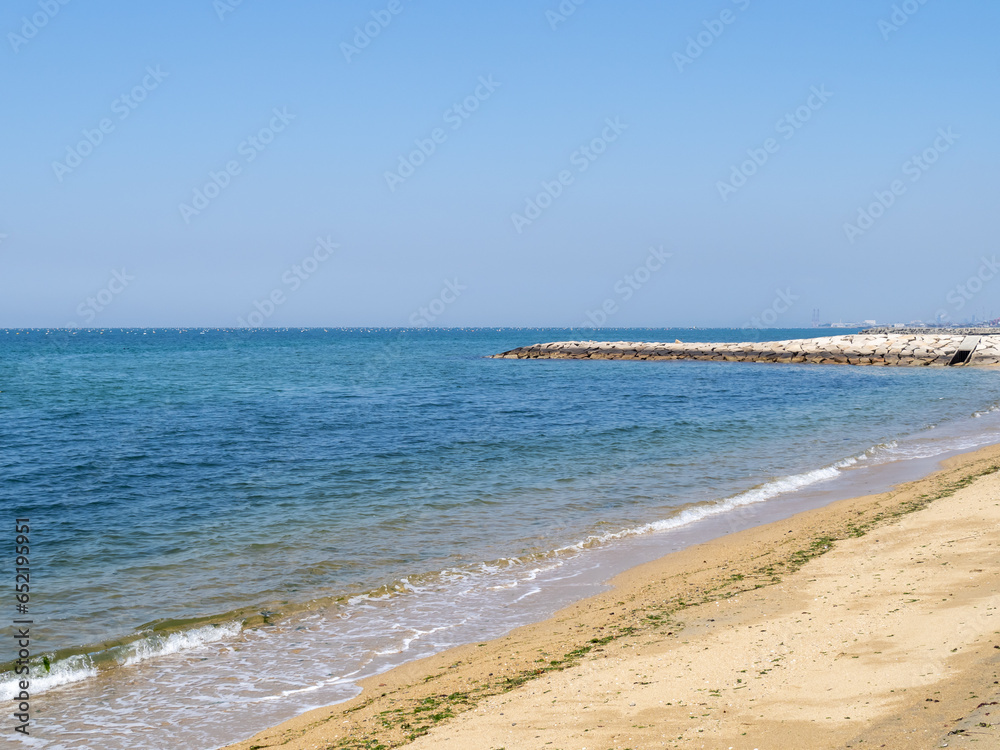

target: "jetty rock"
[490,333,1000,367]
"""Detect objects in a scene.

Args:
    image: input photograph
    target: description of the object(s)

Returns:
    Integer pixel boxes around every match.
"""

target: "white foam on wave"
[542,453,865,554]
[0,620,244,701]
[119,621,243,667]
[374,623,459,656]
[259,676,358,702]
[972,402,1000,418]
[0,654,98,701]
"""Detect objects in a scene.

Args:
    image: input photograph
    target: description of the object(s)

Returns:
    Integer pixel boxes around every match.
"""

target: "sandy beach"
[225,444,1000,750]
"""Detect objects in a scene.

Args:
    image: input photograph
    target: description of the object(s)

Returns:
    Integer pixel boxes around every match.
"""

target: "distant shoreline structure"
[492,333,1000,367]
[861,326,1000,335]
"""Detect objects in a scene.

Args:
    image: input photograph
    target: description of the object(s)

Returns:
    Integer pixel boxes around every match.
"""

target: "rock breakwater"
[491,334,1000,367]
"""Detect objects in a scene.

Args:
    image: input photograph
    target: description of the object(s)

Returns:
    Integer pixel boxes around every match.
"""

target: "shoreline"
[223,442,1000,750]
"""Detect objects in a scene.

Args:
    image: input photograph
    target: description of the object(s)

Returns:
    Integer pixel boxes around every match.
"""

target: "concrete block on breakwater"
[490,334,1000,367]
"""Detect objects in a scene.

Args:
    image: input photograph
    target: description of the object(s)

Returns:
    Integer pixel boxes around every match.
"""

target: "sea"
[4,327,1000,749]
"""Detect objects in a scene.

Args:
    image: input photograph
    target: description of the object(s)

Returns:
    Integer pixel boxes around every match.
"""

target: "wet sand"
[224,444,1000,750]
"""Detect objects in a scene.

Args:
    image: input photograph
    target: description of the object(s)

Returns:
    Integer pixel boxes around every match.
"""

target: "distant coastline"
[861,326,1000,335]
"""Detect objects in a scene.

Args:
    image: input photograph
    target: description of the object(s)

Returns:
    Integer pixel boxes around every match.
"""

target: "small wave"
[570,458,853,545]
[305,451,886,616]
[0,654,98,701]
[538,456,863,557]
[119,621,243,667]
[0,621,243,700]
[854,440,898,462]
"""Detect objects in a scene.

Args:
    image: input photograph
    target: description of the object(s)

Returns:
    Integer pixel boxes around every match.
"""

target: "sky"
[1,0,998,328]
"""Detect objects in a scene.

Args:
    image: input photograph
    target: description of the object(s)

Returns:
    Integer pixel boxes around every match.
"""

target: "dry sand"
[225,445,1000,750]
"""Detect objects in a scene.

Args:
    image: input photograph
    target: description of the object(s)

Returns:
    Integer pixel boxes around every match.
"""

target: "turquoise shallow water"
[5,327,1000,748]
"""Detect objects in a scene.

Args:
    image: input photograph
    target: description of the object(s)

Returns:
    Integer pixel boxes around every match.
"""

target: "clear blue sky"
[2,0,997,328]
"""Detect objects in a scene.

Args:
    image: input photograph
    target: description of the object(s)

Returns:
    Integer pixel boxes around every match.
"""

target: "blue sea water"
[4,327,1000,749]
